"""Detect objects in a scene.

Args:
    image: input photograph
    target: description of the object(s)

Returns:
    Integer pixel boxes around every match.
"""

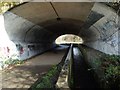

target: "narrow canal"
[73,46,99,88]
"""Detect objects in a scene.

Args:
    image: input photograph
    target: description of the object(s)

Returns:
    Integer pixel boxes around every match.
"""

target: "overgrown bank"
[79,45,120,89]
[100,55,120,89]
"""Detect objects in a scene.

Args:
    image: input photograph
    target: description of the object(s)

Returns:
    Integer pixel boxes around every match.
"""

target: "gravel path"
[1,48,66,89]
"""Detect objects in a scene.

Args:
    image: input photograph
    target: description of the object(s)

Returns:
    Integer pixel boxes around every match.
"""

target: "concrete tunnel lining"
[3,2,120,60]
[4,2,95,43]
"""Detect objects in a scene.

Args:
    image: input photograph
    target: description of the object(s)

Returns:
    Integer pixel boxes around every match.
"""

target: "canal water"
[73,46,99,88]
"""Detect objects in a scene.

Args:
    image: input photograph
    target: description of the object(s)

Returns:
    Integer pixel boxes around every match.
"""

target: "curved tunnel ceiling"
[3,2,119,47]
[4,2,95,43]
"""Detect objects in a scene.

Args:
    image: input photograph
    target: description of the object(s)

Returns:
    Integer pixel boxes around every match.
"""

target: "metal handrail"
[68,44,74,88]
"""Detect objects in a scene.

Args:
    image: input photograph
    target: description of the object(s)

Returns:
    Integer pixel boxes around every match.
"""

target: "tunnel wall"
[4,12,54,43]
[84,3,120,55]
[3,2,94,60]
[3,2,120,58]
[4,12,56,60]
[16,43,56,60]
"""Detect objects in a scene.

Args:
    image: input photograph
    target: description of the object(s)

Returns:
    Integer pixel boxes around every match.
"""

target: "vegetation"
[101,55,120,89]
[30,47,69,89]
[0,2,21,14]
[91,54,120,89]
[0,52,23,69]
[36,65,58,88]
[4,58,24,66]
[55,34,83,44]
[1,57,24,69]
[30,65,60,89]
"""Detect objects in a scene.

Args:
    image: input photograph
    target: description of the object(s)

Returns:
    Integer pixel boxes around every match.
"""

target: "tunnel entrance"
[1,2,120,89]
[55,34,83,45]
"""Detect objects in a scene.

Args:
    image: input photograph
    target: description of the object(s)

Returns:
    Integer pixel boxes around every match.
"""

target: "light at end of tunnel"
[55,34,83,45]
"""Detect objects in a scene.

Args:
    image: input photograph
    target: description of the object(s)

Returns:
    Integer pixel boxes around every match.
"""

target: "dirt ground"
[1,48,66,89]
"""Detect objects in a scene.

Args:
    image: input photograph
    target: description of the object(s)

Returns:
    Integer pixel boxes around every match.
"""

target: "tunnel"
[2,2,120,60]
[1,2,120,89]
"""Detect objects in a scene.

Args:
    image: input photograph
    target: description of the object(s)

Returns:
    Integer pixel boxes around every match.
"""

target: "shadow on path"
[2,46,67,88]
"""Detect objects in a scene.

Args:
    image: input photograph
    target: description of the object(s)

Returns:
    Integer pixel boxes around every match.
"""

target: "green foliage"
[4,58,24,66]
[0,2,21,14]
[68,75,74,88]
[36,76,52,88]
[31,48,69,89]
[101,55,120,89]
[105,65,119,77]
[92,58,102,68]
[31,65,59,89]
[90,54,120,89]
[0,53,22,69]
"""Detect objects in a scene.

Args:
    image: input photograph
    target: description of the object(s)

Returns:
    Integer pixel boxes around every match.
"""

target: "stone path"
[1,47,66,89]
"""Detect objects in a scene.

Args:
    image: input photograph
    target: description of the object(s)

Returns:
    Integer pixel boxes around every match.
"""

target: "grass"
[36,65,58,88]
[5,58,24,65]
[1,57,24,69]
[30,65,61,89]
[101,55,120,89]
[91,54,120,89]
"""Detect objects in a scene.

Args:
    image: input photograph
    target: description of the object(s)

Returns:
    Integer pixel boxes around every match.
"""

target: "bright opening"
[0,14,18,69]
[55,34,83,45]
